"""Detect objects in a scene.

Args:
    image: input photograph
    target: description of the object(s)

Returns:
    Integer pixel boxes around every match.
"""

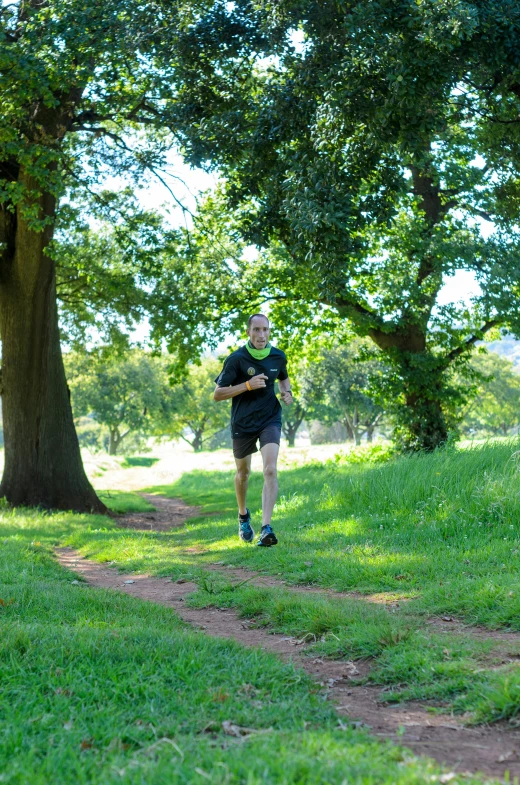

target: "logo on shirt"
[247,367,256,376]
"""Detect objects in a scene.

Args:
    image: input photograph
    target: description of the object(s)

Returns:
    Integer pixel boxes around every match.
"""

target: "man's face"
[247,316,270,349]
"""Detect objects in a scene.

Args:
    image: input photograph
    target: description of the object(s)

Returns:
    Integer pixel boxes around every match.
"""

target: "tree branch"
[445,320,501,362]
[463,206,494,222]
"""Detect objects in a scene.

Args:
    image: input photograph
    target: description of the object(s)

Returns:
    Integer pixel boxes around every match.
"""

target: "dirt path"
[117,495,520,646]
[56,545,520,780]
[115,493,202,531]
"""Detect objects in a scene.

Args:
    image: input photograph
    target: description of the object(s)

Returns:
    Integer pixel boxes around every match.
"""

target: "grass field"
[1,508,468,784]
[64,440,520,728]
[3,439,520,782]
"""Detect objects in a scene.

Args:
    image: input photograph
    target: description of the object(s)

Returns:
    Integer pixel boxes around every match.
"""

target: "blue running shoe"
[238,509,254,543]
[256,524,278,547]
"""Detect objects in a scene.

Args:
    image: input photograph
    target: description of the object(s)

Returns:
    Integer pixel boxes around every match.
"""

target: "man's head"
[247,314,270,349]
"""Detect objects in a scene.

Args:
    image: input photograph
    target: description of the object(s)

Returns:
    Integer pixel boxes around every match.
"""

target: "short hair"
[247,313,270,328]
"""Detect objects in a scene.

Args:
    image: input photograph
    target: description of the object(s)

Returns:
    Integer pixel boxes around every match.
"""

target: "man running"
[214,314,293,546]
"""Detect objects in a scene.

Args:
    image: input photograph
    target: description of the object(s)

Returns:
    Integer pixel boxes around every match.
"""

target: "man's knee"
[236,466,251,483]
[263,463,277,481]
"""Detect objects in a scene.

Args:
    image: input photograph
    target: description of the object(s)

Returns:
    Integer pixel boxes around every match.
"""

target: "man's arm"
[214,373,268,401]
[279,376,293,405]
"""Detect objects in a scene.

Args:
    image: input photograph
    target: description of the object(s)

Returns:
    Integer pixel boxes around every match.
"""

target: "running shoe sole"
[257,530,278,547]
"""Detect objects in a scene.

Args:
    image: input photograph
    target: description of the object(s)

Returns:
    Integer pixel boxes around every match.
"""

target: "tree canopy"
[160,0,520,450]
[164,358,230,451]
[0,0,212,509]
[66,349,172,455]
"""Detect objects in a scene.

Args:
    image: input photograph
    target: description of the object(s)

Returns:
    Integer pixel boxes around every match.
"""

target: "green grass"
[156,439,520,629]
[96,490,156,514]
[187,578,417,658]
[62,439,520,729]
[121,456,160,468]
[185,578,520,723]
[0,508,480,785]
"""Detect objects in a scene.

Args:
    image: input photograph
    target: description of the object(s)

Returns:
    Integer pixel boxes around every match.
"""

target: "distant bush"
[331,443,396,465]
[76,416,104,453]
[205,428,232,451]
[121,456,160,468]
[308,420,348,445]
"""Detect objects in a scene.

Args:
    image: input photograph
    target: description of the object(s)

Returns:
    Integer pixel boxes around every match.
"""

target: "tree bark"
[192,430,204,452]
[0,174,106,512]
[285,425,297,447]
[108,429,120,456]
[401,392,448,451]
[282,403,305,448]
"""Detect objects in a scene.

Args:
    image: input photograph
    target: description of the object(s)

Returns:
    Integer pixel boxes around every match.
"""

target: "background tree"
[166,0,520,451]
[281,402,306,448]
[66,350,171,456]
[300,343,385,447]
[0,0,213,510]
[462,351,520,437]
[163,359,230,452]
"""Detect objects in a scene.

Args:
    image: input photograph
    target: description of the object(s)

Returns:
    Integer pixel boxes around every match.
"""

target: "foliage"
[163,357,231,452]
[65,349,172,455]
[0,0,201,343]
[331,443,396,466]
[152,196,345,370]
[462,350,520,436]
[54,206,164,349]
[0,1,201,207]
[299,341,385,445]
[164,0,520,450]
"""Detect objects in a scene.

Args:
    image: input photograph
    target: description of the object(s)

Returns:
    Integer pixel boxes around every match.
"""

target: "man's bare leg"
[234,455,251,516]
[260,442,279,527]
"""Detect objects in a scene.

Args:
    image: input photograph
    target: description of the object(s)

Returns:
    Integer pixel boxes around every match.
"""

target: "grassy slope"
[151,440,520,628]
[0,510,470,785]
[66,441,520,726]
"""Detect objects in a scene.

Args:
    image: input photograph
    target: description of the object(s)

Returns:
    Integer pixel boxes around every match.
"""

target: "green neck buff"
[245,340,271,361]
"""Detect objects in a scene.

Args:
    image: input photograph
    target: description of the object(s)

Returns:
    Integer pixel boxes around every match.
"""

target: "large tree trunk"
[192,430,204,452]
[285,425,297,447]
[108,429,120,456]
[0,177,106,512]
[401,394,448,451]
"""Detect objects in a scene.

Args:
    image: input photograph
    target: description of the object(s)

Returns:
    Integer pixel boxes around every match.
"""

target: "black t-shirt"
[215,345,289,437]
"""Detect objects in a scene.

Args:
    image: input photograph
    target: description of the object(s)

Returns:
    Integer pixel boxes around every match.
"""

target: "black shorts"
[232,424,281,460]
